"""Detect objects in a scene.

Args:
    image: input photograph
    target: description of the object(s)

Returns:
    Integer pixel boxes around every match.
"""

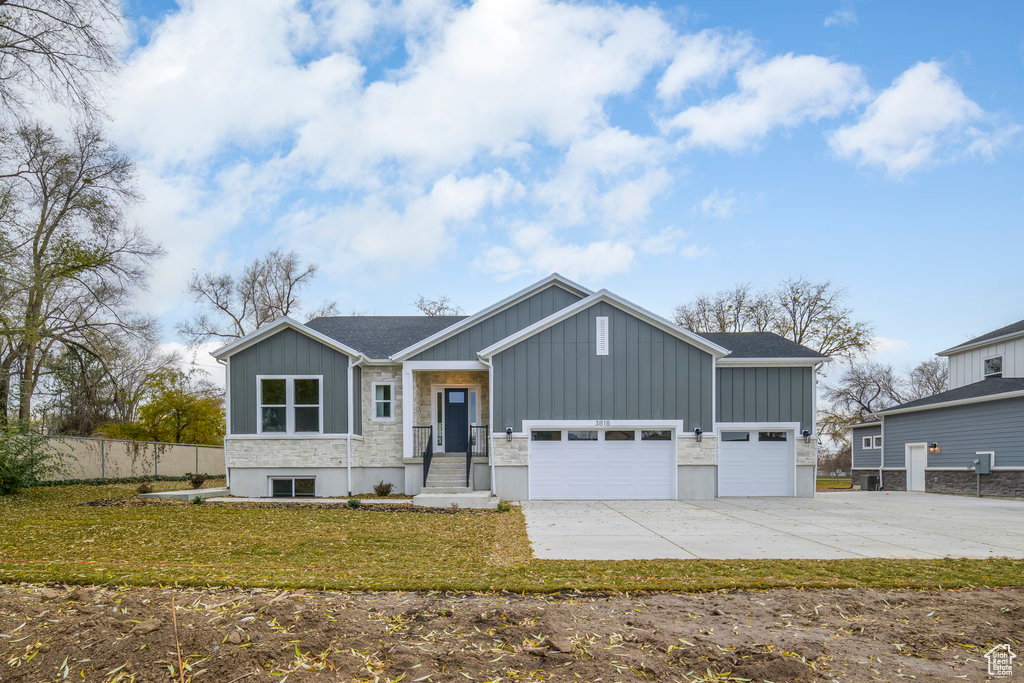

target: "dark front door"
[444,388,469,453]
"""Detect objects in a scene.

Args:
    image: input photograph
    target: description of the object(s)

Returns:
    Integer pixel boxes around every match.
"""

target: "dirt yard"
[0,584,1019,681]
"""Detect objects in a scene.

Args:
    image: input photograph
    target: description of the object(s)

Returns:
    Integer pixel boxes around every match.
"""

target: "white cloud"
[638,227,688,255]
[158,342,225,385]
[697,188,738,219]
[656,29,753,100]
[830,61,1015,177]
[681,244,712,259]
[479,224,636,280]
[666,54,870,150]
[824,9,858,28]
[870,336,910,355]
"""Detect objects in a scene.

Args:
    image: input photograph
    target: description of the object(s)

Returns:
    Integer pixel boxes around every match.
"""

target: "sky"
[93,0,1024,379]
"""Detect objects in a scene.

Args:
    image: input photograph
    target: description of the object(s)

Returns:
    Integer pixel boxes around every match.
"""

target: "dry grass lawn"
[0,482,1021,592]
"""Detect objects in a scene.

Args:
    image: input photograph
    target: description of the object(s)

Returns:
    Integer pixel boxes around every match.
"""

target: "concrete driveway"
[521,491,1024,560]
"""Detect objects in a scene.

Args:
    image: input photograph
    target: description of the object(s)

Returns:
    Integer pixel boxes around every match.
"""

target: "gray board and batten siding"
[716,366,814,433]
[411,284,583,361]
[882,396,1024,468]
[851,423,882,469]
[229,327,351,434]
[492,300,714,433]
[352,365,362,436]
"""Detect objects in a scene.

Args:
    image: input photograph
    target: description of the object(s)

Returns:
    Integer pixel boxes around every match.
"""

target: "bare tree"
[0,123,160,424]
[0,0,121,117]
[674,277,873,359]
[908,356,948,398]
[413,294,463,317]
[178,249,338,345]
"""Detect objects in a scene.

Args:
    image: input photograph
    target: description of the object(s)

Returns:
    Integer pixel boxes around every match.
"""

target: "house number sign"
[594,419,611,427]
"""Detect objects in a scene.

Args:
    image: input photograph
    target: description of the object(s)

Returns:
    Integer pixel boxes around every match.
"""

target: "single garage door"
[718,430,794,496]
[529,428,675,500]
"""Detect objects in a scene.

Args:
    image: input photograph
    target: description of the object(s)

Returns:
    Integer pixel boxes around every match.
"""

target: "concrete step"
[419,485,472,494]
[139,487,229,501]
[413,490,498,509]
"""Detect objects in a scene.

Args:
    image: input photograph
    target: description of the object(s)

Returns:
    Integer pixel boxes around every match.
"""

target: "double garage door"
[529,428,675,500]
[529,426,796,499]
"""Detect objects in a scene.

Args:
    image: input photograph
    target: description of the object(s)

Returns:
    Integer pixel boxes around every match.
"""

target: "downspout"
[347,356,356,497]
[878,415,885,490]
[217,357,230,489]
[811,362,818,498]
[480,354,496,496]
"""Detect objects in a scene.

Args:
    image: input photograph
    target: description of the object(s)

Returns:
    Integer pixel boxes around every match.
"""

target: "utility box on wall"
[973,452,992,475]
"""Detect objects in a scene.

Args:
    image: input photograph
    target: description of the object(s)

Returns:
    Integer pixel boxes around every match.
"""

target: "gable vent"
[596,316,609,356]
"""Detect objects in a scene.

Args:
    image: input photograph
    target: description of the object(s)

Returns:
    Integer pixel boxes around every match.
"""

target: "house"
[850,318,1024,496]
[210,274,829,500]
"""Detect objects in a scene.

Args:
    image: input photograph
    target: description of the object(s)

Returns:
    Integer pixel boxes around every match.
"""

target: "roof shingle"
[305,316,466,359]
[878,377,1024,414]
[697,332,828,359]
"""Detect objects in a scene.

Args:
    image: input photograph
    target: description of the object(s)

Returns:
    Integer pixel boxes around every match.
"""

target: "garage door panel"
[718,431,794,497]
[529,432,674,500]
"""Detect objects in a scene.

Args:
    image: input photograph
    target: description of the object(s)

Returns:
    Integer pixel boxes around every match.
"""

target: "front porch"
[402,363,491,495]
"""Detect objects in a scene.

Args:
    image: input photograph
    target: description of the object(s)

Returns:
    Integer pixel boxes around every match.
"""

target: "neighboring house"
[211,274,828,500]
[851,318,1024,496]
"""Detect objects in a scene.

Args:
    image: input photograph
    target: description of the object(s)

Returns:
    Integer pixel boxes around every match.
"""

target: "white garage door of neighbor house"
[718,430,794,496]
[528,428,675,500]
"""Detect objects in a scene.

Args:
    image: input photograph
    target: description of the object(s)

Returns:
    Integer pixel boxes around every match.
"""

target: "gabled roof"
[700,332,828,365]
[390,273,593,361]
[938,318,1024,356]
[847,420,882,430]
[306,316,466,360]
[210,316,365,361]
[875,377,1024,416]
[477,290,731,359]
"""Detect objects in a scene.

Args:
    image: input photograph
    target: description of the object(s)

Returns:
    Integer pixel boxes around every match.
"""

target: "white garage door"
[718,430,794,496]
[529,428,675,500]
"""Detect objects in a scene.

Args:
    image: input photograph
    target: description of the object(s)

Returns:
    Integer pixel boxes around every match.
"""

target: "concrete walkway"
[522,492,1024,560]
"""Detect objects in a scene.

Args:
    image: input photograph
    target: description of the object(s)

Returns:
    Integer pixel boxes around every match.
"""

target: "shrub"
[372,480,394,497]
[137,480,154,494]
[496,500,512,513]
[191,495,205,505]
[449,502,460,511]
[188,472,206,489]
[0,427,64,495]
[346,498,361,509]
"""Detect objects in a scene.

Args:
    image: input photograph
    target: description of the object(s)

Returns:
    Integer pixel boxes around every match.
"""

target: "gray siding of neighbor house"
[493,301,714,432]
[883,397,1024,469]
[716,367,814,432]
[412,284,583,361]
[352,365,362,436]
[229,327,351,435]
[851,424,882,468]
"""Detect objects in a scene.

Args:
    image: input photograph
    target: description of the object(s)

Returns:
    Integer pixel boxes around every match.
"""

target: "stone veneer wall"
[927,470,1024,497]
[491,436,528,466]
[851,469,881,490]
[413,370,490,437]
[795,439,816,467]
[677,436,717,464]
[352,366,403,468]
[881,469,906,490]
[226,438,349,468]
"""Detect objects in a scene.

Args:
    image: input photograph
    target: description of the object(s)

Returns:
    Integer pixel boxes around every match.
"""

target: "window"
[862,436,873,450]
[873,435,882,449]
[435,392,443,446]
[604,430,635,441]
[271,477,315,498]
[721,431,750,442]
[373,382,394,420]
[984,356,1003,378]
[532,430,561,441]
[596,316,609,356]
[567,430,598,441]
[259,377,321,434]
[641,429,672,441]
[758,432,787,442]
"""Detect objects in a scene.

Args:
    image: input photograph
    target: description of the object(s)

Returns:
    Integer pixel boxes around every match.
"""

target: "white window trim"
[595,316,609,356]
[256,375,324,435]
[268,476,317,498]
[872,435,882,449]
[983,354,1003,378]
[372,381,396,422]
[862,436,873,450]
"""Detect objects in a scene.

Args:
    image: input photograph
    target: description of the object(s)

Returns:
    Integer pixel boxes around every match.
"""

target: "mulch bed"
[78,498,498,514]
[0,584,1019,681]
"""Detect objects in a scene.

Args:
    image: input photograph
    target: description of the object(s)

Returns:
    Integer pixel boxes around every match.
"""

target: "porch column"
[402,363,414,459]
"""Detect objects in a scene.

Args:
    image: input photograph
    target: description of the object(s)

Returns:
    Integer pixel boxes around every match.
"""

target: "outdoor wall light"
[929,442,939,453]
[802,429,812,442]
[505,427,513,442]
[694,427,702,442]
